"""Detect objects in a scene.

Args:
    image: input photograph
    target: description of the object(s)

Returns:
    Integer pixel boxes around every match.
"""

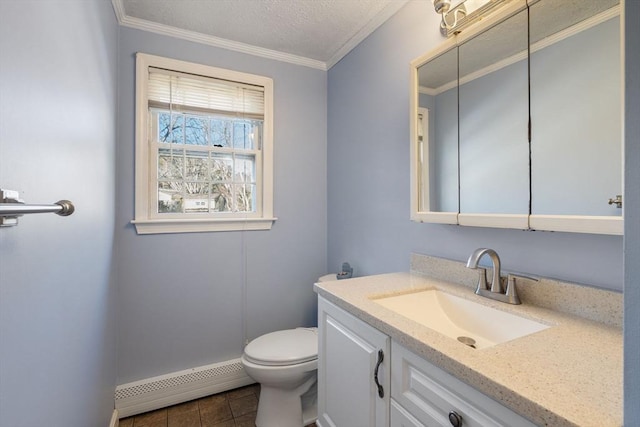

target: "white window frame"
[132,53,276,234]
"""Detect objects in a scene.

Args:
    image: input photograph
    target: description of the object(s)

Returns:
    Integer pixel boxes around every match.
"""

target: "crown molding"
[419,86,439,96]
[111,0,327,70]
[326,0,410,69]
[112,0,410,71]
[111,0,126,22]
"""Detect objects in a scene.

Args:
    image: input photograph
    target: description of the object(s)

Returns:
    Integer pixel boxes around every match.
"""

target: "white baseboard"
[108,409,119,427]
[115,358,254,418]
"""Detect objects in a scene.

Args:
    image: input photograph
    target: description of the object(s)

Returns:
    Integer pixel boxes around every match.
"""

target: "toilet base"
[255,375,317,427]
[301,383,318,425]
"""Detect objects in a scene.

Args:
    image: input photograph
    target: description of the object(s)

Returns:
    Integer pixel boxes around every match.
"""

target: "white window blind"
[147,67,265,118]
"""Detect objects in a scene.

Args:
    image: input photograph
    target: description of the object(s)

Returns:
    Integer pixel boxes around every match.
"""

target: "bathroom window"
[133,53,275,234]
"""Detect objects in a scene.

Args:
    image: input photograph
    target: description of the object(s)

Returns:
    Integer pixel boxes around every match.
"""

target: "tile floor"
[119,384,317,427]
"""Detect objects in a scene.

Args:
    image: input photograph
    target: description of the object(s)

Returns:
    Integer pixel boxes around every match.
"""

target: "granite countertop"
[314,272,623,427]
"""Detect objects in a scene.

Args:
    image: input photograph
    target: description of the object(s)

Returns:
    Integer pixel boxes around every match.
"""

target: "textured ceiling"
[116,0,409,68]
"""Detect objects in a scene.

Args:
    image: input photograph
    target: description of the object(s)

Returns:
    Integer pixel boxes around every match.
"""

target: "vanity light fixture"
[432,0,509,36]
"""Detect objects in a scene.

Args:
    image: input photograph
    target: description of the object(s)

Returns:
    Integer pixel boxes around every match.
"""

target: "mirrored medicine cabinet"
[410,0,623,235]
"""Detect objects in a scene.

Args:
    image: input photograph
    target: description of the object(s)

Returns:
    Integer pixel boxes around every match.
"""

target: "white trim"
[410,37,458,72]
[109,409,119,427]
[529,215,623,235]
[458,213,529,230]
[113,3,326,70]
[409,68,421,222]
[110,0,126,23]
[112,0,410,71]
[325,0,410,69]
[410,106,459,224]
[411,211,459,225]
[132,217,277,234]
[411,49,459,225]
[418,86,439,96]
[411,2,623,236]
[134,53,275,234]
[115,359,254,418]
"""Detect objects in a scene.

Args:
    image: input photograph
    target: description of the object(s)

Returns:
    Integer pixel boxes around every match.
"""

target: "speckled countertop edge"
[314,272,623,427]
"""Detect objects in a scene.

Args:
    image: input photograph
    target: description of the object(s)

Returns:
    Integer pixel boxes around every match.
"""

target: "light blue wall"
[624,1,640,423]
[328,0,623,293]
[0,1,118,426]
[115,28,327,383]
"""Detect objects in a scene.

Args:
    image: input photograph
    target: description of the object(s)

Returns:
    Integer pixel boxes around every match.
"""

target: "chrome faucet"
[466,248,534,305]
[466,248,503,293]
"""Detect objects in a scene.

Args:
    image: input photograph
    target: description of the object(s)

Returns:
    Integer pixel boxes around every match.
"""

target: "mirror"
[458,8,529,225]
[410,0,623,234]
[415,47,459,217]
[529,0,622,232]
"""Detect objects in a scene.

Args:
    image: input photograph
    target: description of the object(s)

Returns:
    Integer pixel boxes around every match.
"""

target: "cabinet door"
[318,297,390,427]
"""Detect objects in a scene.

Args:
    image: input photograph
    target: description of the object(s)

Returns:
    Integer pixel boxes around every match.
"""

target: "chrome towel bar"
[0,201,75,217]
[0,188,74,227]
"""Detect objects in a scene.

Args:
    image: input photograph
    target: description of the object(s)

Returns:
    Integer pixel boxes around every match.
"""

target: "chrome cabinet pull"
[373,349,384,398]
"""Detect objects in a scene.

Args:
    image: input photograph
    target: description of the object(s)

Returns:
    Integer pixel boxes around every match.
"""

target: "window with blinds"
[133,53,275,234]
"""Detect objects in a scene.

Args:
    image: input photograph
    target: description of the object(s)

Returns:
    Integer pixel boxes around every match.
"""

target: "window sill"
[131,217,277,234]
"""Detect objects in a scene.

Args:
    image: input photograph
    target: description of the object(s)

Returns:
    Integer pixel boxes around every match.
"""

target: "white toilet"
[241,274,337,427]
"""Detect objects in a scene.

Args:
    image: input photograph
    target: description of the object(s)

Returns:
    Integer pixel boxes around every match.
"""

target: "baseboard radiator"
[115,358,254,418]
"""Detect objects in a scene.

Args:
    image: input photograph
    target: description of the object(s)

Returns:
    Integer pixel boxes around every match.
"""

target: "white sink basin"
[372,289,550,349]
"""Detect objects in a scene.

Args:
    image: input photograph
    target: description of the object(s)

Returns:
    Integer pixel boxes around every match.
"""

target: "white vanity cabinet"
[318,296,536,427]
[390,400,425,427]
[318,297,391,427]
[391,342,536,427]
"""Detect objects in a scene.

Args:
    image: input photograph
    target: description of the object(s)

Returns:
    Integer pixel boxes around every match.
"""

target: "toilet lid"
[244,327,318,366]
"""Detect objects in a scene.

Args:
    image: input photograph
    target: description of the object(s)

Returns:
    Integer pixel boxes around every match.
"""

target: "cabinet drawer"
[391,342,536,427]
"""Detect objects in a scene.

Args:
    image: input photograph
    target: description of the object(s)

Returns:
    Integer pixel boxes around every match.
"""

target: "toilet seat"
[244,327,318,366]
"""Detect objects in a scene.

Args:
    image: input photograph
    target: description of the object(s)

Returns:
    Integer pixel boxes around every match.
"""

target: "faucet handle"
[505,273,538,305]
[475,268,488,292]
[507,273,539,283]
